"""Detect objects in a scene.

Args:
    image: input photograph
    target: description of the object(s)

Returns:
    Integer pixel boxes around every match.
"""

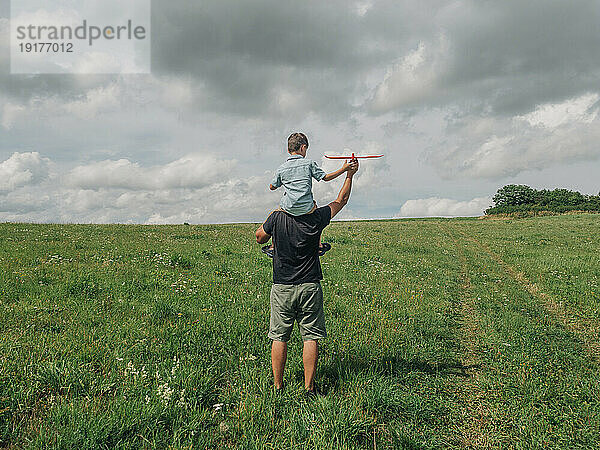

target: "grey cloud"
[2,0,599,222]
[368,0,600,116]
[149,0,403,118]
[4,0,599,122]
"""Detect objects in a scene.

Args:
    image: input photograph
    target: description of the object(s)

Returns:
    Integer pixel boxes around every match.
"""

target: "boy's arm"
[322,161,351,182]
[270,170,282,191]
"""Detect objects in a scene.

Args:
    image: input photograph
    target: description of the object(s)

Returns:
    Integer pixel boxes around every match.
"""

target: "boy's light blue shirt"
[271,154,326,216]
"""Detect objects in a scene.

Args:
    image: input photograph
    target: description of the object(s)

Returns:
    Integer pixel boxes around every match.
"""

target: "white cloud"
[369,35,451,113]
[66,155,236,190]
[64,83,121,118]
[354,1,374,17]
[60,188,108,213]
[0,153,278,224]
[427,92,600,179]
[397,196,492,218]
[0,186,51,213]
[72,52,129,75]
[1,102,26,129]
[459,135,515,179]
[270,86,307,114]
[0,75,199,130]
[518,93,598,129]
[159,76,195,109]
[0,81,124,129]
[10,7,81,28]
[0,152,50,192]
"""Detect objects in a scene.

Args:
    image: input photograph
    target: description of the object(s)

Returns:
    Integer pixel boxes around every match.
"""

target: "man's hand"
[347,159,359,176]
[341,159,359,173]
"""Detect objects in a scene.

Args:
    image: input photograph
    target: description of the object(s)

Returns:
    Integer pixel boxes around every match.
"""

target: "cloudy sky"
[1,0,599,223]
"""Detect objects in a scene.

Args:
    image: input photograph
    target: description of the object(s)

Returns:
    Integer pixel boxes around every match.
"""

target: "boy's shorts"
[268,282,326,342]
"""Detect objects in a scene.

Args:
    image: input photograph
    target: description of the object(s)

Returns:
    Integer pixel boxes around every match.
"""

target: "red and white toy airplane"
[324,152,384,160]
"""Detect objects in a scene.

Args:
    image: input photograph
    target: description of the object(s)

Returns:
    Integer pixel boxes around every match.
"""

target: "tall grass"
[0,216,598,448]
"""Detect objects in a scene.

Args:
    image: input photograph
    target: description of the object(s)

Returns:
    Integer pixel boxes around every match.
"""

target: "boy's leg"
[310,202,333,255]
[306,202,324,248]
[269,208,286,250]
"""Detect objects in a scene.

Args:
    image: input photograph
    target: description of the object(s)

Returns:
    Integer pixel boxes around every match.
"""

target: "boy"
[263,132,355,257]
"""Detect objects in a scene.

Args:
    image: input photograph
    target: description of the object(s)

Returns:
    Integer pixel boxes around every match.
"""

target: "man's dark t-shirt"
[262,206,331,285]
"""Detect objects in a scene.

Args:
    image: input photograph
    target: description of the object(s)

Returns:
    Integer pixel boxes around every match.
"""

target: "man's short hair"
[288,132,309,153]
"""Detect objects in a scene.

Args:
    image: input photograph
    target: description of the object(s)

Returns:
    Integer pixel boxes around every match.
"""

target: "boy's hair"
[288,132,309,153]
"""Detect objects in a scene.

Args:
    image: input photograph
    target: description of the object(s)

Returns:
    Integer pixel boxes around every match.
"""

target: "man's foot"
[318,243,331,257]
[304,384,319,400]
[304,390,317,400]
[274,381,285,395]
[262,245,274,258]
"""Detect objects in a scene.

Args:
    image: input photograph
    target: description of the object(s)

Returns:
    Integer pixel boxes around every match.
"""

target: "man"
[255,158,359,396]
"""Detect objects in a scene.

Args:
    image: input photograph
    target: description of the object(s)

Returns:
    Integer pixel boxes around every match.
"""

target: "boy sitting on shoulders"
[263,132,356,256]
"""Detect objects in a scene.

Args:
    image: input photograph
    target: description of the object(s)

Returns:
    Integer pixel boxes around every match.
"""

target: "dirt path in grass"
[437,223,494,448]
[454,226,600,362]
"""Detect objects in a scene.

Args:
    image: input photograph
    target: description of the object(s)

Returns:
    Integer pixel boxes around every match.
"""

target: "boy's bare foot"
[261,245,274,258]
[318,242,331,256]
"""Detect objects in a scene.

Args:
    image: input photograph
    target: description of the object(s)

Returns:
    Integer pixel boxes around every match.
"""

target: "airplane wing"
[324,154,384,159]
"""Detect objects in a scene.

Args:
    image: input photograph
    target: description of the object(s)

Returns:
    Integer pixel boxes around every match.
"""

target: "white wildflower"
[124,361,140,378]
[171,356,180,376]
[157,382,173,405]
[176,389,187,408]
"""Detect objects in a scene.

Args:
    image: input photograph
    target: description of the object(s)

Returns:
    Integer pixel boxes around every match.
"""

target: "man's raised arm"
[328,160,358,219]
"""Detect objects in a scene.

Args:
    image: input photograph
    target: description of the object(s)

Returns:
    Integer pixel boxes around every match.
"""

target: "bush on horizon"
[485,184,600,215]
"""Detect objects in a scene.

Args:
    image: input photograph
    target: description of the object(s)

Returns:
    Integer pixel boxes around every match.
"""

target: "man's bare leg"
[303,340,319,391]
[271,340,287,389]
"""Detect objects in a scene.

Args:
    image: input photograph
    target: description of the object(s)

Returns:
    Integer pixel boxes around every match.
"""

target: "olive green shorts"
[269,282,326,342]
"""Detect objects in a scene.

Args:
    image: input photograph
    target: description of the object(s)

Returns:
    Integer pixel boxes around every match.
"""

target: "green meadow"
[1,214,599,448]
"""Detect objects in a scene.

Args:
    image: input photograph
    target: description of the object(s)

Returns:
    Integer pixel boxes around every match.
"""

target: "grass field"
[1,214,599,448]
